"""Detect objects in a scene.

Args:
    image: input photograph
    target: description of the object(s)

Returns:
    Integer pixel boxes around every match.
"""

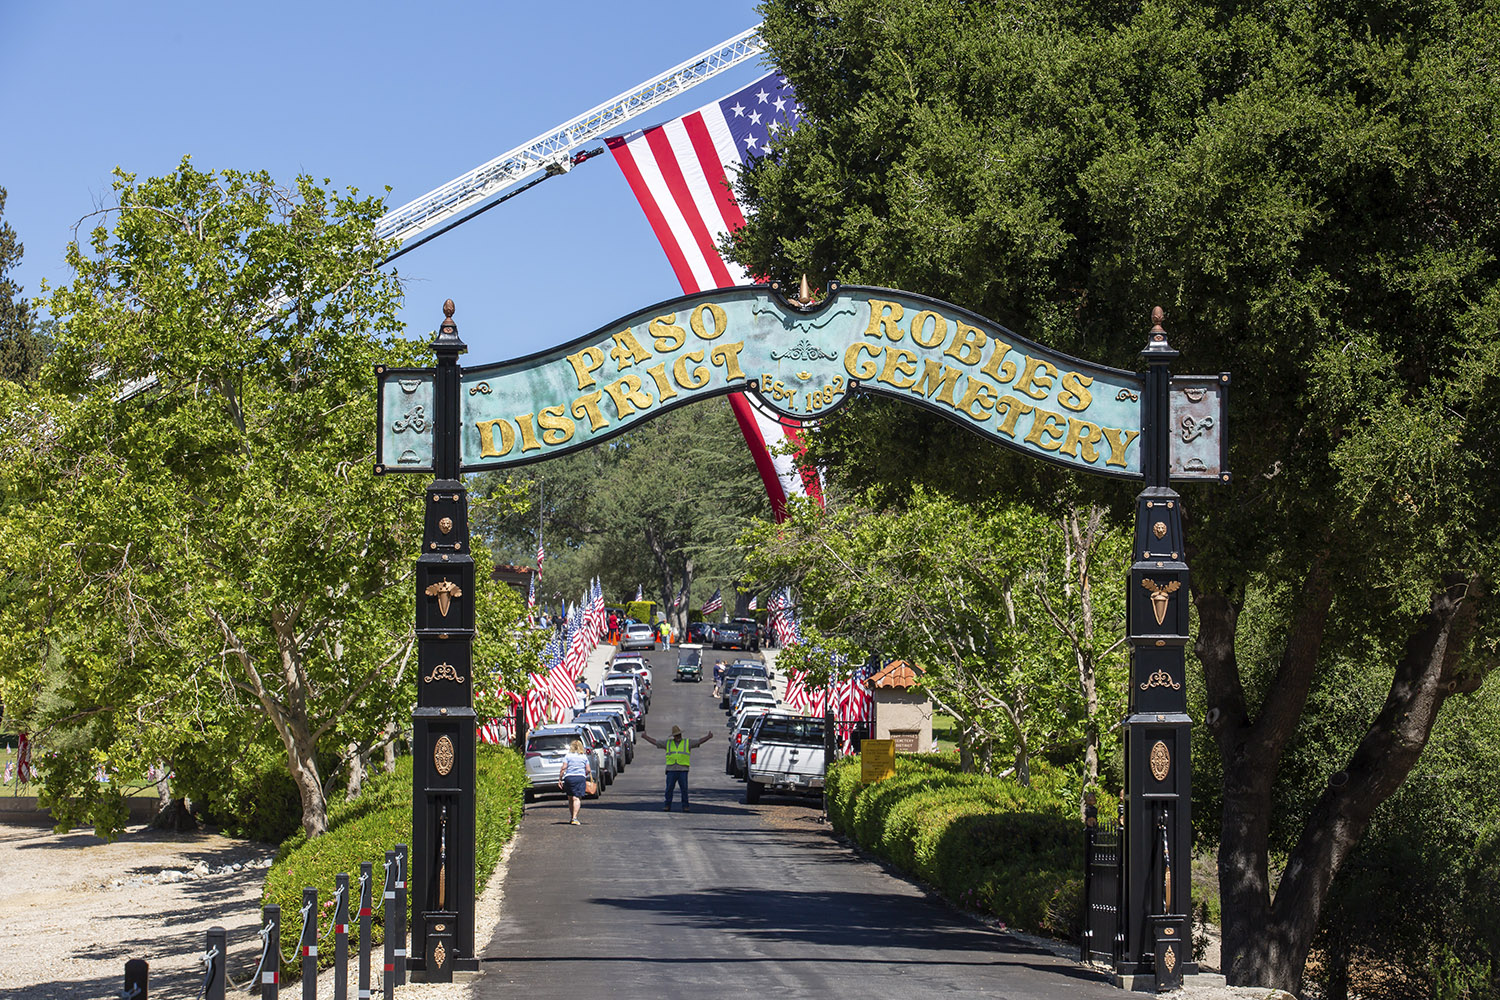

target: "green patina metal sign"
[376,284,1227,481]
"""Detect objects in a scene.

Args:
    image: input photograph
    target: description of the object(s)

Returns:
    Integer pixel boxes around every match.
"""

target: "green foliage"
[265,745,525,977]
[746,487,1128,789]
[738,0,1500,988]
[0,185,44,384]
[0,159,533,839]
[827,753,1086,937]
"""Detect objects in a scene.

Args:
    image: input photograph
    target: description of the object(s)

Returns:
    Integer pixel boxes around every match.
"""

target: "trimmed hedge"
[827,752,1086,939]
[263,744,526,977]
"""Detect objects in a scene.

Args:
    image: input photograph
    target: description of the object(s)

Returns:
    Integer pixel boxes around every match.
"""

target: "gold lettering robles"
[1139,668,1181,691]
[423,662,466,684]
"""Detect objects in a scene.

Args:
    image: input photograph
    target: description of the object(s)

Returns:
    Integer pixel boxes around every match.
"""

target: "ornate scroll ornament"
[1141,578,1181,626]
[394,405,428,433]
[434,735,455,776]
[1180,414,1215,442]
[423,662,466,685]
[1140,668,1182,692]
[426,579,463,617]
[1163,943,1177,974]
[770,338,839,362]
[468,382,492,395]
[1116,388,1140,402]
[439,517,454,535]
[433,941,447,968]
[1152,521,1168,539]
[1150,741,1171,781]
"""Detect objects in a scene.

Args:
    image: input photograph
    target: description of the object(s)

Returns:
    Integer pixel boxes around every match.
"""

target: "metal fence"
[1080,799,1124,968]
[116,845,408,1000]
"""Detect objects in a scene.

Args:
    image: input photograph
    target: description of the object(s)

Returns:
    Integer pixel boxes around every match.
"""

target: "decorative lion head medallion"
[1152,521,1168,539]
[439,517,453,534]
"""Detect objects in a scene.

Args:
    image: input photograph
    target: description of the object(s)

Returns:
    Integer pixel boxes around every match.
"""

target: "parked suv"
[620,622,657,651]
[523,725,603,802]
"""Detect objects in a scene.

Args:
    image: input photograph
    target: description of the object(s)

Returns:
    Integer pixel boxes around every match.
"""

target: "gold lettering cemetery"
[473,299,1140,470]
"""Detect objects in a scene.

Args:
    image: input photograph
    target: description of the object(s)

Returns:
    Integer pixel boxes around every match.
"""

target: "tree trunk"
[345,743,367,802]
[1201,571,1488,992]
[383,722,398,774]
[151,797,197,832]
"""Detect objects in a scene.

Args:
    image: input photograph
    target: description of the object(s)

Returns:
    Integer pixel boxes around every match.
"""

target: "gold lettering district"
[475,304,742,459]
[846,300,1138,469]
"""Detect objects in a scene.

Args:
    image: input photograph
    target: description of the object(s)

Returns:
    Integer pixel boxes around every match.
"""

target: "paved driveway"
[476,646,1117,1000]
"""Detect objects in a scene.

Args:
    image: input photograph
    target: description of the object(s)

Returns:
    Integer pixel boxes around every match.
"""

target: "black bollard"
[122,958,148,1000]
[205,927,227,1000]
[334,873,350,1000]
[393,844,408,986]
[260,904,281,999]
[358,862,373,1000]
[382,851,397,1000]
[300,886,318,1000]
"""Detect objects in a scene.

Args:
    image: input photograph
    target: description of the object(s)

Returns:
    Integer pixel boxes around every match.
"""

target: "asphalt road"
[474,645,1117,1000]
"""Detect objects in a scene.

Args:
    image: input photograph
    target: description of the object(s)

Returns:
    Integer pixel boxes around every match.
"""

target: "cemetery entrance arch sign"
[376,283,1228,987]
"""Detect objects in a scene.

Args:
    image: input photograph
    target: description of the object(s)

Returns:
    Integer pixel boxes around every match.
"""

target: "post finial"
[434,298,466,353]
[443,298,455,320]
[798,274,815,305]
[1150,305,1166,334]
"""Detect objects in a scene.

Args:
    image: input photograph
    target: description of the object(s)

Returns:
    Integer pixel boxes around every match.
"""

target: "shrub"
[827,754,1084,939]
[264,744,525,978]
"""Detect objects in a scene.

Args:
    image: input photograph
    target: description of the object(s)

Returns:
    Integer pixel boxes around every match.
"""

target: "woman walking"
[557,739,591,825]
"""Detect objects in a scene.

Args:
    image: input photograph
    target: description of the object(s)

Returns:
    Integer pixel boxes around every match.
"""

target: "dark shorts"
[564,774,588,798]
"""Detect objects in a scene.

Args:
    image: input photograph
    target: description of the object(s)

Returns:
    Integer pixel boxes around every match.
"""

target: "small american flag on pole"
[635,583,644,602]
[701,588,723,616]
[526,572,536,611]
[747,593,758,612]
[536,540,545,578]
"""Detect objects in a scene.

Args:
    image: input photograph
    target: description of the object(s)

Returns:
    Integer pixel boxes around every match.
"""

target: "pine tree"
[0,186,44,383]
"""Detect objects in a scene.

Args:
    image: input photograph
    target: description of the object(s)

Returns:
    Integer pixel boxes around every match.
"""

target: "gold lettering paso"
[426,579,463,617]
[1140,578,1180,625]
[423,662,466,684]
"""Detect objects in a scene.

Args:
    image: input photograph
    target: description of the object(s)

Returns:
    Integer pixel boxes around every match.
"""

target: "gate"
[1082,795,1125,968]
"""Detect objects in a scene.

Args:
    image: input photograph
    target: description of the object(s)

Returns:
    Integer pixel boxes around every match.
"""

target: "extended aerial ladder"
[377,25,764,258]
[116,25,765,399]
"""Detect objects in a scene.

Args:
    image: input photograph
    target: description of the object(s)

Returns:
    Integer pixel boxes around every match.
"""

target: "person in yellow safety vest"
[638,723,712,812]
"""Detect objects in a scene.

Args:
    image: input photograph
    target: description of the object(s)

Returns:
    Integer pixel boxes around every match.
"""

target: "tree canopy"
[0,160,531,839]
[734,0,1500,991]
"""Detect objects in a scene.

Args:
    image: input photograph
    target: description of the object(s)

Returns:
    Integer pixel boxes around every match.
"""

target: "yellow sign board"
[861,739,896,784]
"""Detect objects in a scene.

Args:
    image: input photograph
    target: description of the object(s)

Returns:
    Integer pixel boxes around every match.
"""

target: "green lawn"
[931,713,958,752]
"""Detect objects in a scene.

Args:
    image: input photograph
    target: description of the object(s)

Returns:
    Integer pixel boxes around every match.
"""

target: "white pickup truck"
[744,713,827,803]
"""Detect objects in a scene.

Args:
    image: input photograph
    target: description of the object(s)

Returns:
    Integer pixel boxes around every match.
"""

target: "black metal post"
[122,958,148,1000]
[260,904,280,999]
[334,874,350,1000]
[358,863,372,1000]
[205,927,227,1000]
[300,887,317,1000]
[410,299,478,976]
[1119,307,1194,989]
[383,850,397,999]
[393,844,407,985]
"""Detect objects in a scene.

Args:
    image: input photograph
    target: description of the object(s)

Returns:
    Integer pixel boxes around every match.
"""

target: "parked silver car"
[522,725,603,803]
[575,712,629,772]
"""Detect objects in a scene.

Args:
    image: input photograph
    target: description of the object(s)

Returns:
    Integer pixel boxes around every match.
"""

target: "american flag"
[673,584,688,609]
[526,572,536,612]
[635,583,644,602]
[747,593,758,613]
[536,539,545,578]
[16,732,33,783]
[607,71,822,522]
[701,588,723,616]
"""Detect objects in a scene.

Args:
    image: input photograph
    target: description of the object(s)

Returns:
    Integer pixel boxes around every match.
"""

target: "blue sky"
[0,1,772,365]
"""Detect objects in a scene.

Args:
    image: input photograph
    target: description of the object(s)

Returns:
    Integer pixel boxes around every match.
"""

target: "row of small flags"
[479,577,608,744]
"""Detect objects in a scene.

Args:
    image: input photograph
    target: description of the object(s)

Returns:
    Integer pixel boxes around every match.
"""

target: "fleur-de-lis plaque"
[426,579,463,617]
[1140,578,1181,626]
